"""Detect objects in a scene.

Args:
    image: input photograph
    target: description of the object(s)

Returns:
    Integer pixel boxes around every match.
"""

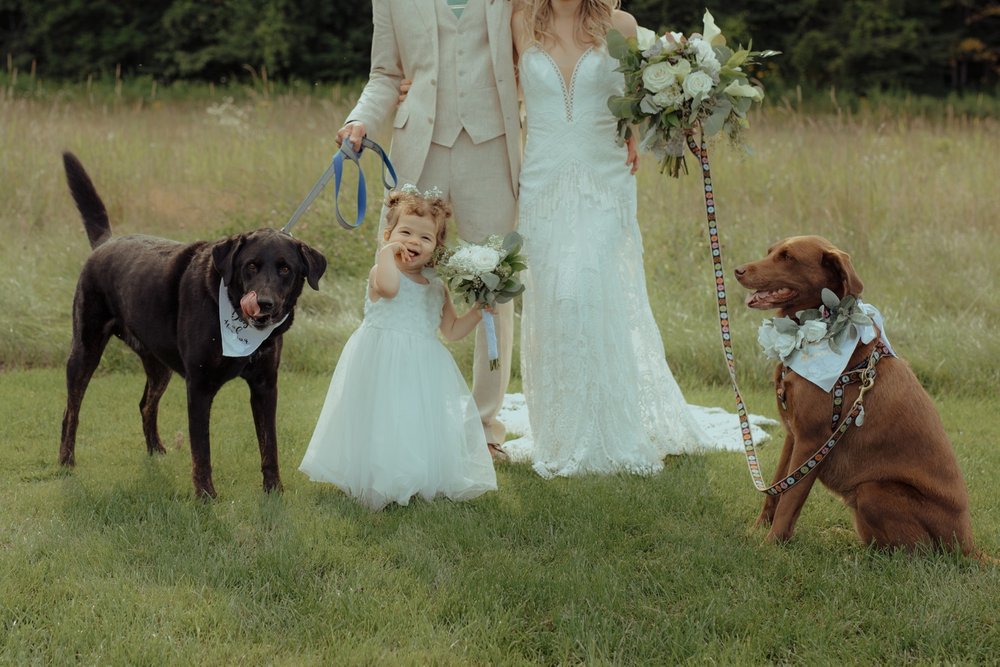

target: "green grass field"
[1,86,999,663]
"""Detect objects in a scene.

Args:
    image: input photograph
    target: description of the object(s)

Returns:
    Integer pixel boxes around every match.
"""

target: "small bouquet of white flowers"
[606,9,778,177]
[435,232,527,370]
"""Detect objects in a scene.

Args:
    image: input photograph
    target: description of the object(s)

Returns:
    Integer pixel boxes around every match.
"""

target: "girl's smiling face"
[384,213,440,272]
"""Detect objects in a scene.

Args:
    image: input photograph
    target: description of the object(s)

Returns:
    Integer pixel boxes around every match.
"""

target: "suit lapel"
[485,0,508,67]
[412,0,437,32]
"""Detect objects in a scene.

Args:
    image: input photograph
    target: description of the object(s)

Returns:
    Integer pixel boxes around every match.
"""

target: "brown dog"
[61,153,327,498]
[734,235,974,555]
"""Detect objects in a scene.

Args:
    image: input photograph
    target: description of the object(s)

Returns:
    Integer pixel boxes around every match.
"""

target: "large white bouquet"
[435,232,526,369]
[607,10,778,177]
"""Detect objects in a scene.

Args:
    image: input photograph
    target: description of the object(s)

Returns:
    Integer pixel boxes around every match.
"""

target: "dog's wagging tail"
[59,151,328,498]
[63,152,112,249]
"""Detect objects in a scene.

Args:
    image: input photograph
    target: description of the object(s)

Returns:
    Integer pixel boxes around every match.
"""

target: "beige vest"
[432,0,506,147]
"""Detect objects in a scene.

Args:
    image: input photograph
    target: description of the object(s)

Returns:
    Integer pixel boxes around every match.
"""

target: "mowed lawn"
[1,87,999,663]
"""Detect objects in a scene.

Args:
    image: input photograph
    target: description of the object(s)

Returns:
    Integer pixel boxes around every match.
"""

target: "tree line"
[0,0,996,94]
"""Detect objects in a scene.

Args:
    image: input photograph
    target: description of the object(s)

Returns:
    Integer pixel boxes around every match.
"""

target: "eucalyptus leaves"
[758,289,875,361]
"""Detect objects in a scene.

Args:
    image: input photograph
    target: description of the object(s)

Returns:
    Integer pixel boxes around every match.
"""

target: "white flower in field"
[636,26,659,51]
[448,245,501,275]
[723,79,764,100]
[691,38,721,76]
[682,70,715,98]
[702,10,726,46]
[642,61,677,92]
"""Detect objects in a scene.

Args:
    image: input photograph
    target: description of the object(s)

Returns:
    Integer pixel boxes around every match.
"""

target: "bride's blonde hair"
[519,0,620,48]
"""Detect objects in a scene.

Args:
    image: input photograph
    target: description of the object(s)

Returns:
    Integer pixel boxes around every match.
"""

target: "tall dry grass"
[0,88,997,395]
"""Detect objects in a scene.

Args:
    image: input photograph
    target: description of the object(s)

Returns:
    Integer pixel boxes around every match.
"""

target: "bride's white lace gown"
[517,45,745,477]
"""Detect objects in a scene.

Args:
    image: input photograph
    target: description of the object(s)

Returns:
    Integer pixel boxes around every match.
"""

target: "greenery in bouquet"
[434,232,527,308]
[606,9,779,177]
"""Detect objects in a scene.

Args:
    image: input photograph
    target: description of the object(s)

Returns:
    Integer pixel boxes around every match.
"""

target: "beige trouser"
[379,130,517,444]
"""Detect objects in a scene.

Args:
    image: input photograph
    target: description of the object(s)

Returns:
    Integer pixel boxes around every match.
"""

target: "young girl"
[299,185,497,510]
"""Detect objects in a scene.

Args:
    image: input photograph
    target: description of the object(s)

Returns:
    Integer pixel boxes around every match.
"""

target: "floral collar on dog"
[757,288,894,392]
[218,280,288,357]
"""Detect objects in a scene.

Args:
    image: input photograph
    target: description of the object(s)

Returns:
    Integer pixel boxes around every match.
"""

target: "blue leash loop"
[282,137,397,234]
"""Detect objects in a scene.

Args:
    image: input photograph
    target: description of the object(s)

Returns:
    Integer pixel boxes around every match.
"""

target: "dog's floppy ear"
[297,242,328,291]
[212,235,245,286]
[823,248,864,298]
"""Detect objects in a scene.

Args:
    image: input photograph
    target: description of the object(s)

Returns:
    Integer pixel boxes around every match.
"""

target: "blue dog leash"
[282,137,397,234]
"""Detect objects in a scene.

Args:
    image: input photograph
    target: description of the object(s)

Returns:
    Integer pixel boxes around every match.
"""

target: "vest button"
[430,79,436,86]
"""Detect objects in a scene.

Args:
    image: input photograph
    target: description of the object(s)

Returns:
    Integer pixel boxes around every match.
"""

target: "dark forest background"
[0,0,997,95]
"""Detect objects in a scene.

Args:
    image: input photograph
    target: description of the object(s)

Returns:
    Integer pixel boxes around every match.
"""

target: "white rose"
[722,79,764,101]
[758,322,801,360]
[451,245,501,274]
[636,26,659,51]
[641,61,676,93]
[682,70,715,98]
[799,320,828,343]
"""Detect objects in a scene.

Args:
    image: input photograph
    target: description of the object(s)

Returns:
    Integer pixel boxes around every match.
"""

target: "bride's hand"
[398,79,412,104]
[625,135,639,175]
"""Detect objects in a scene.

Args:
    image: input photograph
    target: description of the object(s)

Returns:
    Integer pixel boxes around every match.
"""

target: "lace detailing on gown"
[516,46,745,478]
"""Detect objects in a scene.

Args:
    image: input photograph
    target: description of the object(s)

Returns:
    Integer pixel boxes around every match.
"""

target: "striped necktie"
[447,0,467,18]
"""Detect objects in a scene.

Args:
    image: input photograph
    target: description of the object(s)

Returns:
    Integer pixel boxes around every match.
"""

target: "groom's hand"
[336,121,367,152]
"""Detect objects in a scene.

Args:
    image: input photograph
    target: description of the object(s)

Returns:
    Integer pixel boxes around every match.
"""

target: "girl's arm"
[370,243,406,300]
[439,288,484,341]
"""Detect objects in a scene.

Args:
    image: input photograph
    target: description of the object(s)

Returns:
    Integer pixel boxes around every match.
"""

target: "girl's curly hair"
[383,188,452,262]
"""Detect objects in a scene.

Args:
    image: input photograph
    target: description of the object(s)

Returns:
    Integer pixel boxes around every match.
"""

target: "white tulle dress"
[516,45,753,478]
[299,271,497,510]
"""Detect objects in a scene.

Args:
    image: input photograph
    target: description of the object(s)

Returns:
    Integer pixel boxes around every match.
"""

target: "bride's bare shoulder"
[611,10,638,39]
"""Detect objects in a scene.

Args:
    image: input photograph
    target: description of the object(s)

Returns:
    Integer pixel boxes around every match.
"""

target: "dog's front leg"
[755,432,796,528]
[245,362,282,494]
[186,380,220,499]
[764,439,823,543]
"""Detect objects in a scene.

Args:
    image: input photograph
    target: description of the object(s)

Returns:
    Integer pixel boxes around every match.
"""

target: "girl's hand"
[380,241,411,263]
[625,135,639,174]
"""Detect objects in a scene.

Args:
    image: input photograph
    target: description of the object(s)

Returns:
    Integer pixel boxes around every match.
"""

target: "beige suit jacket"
[347,0,521,196]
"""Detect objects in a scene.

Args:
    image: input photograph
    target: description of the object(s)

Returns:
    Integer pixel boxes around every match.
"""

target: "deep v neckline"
[532,46,593,121]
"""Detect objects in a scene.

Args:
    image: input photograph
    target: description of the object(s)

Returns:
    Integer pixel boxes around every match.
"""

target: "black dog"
[60,152,327,498]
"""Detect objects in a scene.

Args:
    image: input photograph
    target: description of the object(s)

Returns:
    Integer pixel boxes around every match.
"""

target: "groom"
[337,0,521,458]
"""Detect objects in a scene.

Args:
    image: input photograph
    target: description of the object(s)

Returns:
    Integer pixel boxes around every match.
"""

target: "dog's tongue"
[240,291,260,319]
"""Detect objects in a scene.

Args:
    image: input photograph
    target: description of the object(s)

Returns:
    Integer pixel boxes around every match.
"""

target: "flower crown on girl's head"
[398,183,444,200]
[385,184,451,220]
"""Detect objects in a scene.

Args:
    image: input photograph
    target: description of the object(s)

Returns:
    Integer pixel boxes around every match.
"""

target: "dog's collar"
[218,280,288,357]
[759,296,894,392]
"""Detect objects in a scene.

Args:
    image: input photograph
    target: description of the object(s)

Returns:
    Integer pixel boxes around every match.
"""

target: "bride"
[512,0,745,477]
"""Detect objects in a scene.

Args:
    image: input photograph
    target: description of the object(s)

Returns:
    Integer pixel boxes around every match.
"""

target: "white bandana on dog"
[218,280,288,357]
[770,302,894,392]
